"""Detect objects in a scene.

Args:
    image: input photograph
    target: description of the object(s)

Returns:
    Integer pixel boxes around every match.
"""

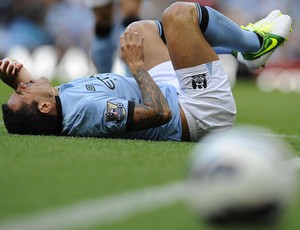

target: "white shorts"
[149,60,236,141]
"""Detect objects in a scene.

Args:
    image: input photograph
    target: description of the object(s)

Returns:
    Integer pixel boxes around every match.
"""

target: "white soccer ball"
[185,126,298,226]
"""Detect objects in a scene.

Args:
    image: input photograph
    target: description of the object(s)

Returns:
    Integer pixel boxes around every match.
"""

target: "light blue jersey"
[58,73,182,141]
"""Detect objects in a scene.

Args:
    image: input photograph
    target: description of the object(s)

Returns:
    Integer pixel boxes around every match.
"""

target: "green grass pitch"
[0,79,300,230]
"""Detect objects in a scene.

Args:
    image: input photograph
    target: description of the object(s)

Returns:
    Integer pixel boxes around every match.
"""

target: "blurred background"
[0,0,299,91]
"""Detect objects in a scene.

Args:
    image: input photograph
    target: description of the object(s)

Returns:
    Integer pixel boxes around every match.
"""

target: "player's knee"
[162,2,195,26]
[126,20,154,35]
[126,21,141,31]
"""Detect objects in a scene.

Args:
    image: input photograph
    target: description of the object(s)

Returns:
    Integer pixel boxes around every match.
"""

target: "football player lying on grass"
[0,2,292,141]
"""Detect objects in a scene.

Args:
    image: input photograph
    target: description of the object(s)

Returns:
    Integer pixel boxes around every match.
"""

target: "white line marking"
[0,181,186,230]
[290,157,300,169]
[278,134,300,139]
[253,132,300,139]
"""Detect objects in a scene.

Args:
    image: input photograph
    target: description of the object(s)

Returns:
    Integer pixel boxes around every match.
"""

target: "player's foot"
[232,10,282,61]
[240,10,282,32]
[233,14,292,69]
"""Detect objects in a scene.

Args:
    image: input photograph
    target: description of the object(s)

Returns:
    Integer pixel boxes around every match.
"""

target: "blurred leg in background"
[87,0,142,75]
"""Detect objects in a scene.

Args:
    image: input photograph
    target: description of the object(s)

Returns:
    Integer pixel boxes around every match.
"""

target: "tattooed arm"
[120,27,172,131]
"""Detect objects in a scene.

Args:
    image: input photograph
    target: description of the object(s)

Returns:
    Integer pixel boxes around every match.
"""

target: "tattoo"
[128,68,171,131]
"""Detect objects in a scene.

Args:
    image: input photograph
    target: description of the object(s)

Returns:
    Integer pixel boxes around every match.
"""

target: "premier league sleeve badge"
[105,101,126,123]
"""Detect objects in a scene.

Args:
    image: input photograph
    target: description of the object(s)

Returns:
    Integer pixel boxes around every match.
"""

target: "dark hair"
[2,102,61,135]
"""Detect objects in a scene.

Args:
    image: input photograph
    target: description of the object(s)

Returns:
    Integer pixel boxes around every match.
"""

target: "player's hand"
[119,27,145,74]
[0,58,23,84]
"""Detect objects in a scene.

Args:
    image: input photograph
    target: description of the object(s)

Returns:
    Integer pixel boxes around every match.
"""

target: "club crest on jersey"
[191,73,208,89]
[105,102,126,123]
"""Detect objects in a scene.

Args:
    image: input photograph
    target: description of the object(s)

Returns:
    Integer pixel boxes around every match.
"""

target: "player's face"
[7,77,54,111]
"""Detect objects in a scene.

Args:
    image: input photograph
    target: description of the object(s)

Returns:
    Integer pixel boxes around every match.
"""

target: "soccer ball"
[185,126,298,227]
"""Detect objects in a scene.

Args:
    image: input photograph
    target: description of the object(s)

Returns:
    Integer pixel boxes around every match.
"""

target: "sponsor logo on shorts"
[191,73,207,89]
[105,102,126,123]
